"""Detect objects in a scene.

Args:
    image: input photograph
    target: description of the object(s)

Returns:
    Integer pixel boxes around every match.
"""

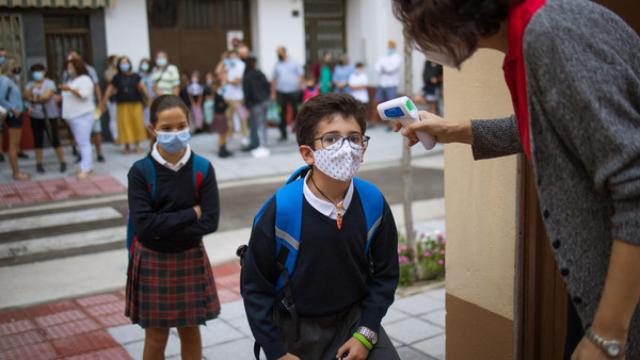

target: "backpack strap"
[274,178,304,293]
[191,153,210,200]
[353,178,385,255]
[286,165,311,184]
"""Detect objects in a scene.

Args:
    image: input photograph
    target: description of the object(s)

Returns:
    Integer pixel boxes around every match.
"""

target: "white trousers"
[67,112,94,172]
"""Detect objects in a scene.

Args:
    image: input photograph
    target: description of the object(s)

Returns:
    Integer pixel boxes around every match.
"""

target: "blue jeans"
[249,101,269,148]
[374,86,398,103]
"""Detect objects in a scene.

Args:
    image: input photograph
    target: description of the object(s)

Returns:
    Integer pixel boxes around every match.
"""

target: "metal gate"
[44,14,91,83]
[303,0,346,65]
[0,13,24,70]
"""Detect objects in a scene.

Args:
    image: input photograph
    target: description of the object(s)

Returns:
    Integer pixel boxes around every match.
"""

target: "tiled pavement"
[0,260,445,359]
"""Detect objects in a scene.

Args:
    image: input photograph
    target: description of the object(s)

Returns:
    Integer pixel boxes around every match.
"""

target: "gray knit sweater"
[471,0,640,355]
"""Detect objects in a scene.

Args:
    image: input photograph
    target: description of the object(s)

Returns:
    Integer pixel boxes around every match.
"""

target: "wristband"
[352,332,373,351]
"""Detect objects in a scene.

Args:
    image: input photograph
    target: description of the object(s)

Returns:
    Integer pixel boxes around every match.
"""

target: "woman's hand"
[336,337,370,360]
[393,111,473,146]
[277,354,300,360]
[58,84,70,92]
[571,337,624,360]
[193,205,202,220]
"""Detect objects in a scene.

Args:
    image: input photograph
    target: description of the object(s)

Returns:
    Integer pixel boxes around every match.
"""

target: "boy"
[241,93,400,360]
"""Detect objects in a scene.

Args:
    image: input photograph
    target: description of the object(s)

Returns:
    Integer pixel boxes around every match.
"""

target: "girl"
[186,71,204,132]
[60,58,95,179]
[138,58,155,126]
[24,63,66,173]
[101,56,150,154]
[126,95,221,360]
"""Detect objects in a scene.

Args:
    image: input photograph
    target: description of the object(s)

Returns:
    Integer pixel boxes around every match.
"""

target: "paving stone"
[35,310,87,328]
[219,300,246,320]
[0,341,58,360]
[44,318,101,340]
[229,315,254,337]
[396,345,433,360]
[382,307,410,326]
[26,300,78,318]
[64,346,132,360]
[97,312,131,328]
[0,329,45,350]
[202,338,263,360]
[412,335,445,360]
[52,330,118,357]
[85,302,124,317]
[77,294,121,308]
[422,309,446,328]
[424,288,445,301]
[385,318,443,345]
[107,324,145,345]
[215,273,240,289]
[392,294,444,316]
[217,288,242,303]
[200,319,245,347]
[0,319,35,336]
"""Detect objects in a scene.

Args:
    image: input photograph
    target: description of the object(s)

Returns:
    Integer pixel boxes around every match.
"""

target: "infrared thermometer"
[377,96,437,150]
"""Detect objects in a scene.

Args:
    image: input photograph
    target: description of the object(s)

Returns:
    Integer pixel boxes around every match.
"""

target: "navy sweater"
[127,153,220,253]
[241,191,399,360]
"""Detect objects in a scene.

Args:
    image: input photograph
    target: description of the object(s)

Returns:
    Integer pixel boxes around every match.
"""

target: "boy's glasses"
[314,134,370,150]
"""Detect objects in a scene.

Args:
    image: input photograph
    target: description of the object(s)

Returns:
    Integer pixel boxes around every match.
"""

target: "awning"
[0,0,115,8]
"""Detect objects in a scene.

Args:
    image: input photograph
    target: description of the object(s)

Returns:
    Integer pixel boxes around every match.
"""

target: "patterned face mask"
[313,140,363,182]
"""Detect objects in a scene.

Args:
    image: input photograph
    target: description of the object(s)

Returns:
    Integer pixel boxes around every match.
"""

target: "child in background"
[203,72,215,128]
[187,71,204,132]
[241,93,400,360]
[126,95,221,360]
[302,76,319,102]
[348,62,369,110]
[210,79,232,158]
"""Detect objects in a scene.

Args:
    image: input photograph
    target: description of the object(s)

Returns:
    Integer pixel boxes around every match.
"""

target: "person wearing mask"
[393,0,640,357]
[0,57,28,180]
[242,56,271,157]
[101,56,150,154]
[348,62,370,119]
[138,58,155,126]
[421,60,443,115]
[187,71,204,132]
[104,55,119,141]
[312,51,333,91]
[332,54,354,94]
[60,58,96,179]
[210,78,231,158]
[0,48,6,162]
[64,49,105,163]
[271,46,304,142]
[202,71,215,129]
[24,64,66,173]
[223,50,249,146]
[374,40,402,105]
[151,51,180,96]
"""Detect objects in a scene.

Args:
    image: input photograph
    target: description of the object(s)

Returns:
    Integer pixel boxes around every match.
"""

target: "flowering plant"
[397,237,415,286]
[417,231,446,280]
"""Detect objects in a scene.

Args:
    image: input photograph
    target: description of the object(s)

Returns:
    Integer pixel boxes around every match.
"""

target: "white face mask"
[312,140,363,182]
[424,50,457,68]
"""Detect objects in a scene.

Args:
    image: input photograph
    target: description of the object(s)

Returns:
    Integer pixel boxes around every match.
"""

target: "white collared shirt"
[151,143,192,172]
[303,172,354,220]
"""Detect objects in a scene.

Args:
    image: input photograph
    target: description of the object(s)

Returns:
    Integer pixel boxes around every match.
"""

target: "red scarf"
[503,0,546,159]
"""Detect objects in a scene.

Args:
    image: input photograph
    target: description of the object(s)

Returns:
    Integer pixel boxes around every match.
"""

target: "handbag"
[266,101,280,126]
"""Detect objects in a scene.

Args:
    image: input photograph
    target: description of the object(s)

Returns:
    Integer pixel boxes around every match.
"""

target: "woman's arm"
[101,84,114,112]
[137,81,151,108]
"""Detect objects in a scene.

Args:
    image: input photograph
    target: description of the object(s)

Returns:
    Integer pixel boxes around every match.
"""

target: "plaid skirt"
[125,241,221,328]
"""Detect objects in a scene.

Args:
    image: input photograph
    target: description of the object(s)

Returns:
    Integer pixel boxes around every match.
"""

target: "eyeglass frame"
[313,133,371,150]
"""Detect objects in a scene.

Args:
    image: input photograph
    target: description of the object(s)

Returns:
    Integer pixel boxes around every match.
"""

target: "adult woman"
[60,58,96,179]
[24,64,66,173]
[101,56,150,154]
[393,0,639,359]
[104,55,119,140]
[0,57,28,180]
[332,54,354,94]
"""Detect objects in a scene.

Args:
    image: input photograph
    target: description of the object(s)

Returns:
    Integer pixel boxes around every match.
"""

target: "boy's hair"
[295,93,366,148]
[30,63,46,72]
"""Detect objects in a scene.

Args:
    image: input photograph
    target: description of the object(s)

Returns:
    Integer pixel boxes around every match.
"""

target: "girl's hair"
[139,57,152,70]
[150,95,191,127]
[107,55,118,65]
[392,0,521,67]
[64,58,88,76]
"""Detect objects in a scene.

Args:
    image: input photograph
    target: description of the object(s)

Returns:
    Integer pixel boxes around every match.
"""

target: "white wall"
[254,0,306,80]
[104,0,150,70]
[345,0,425,95]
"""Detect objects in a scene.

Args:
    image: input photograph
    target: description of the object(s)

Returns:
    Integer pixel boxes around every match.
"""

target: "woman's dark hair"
[295,93,366,148]
[65,58,88,76]
[149,95,191,127]
[117,56,132,73]
[30,63,46,72]
[392,0,519,66]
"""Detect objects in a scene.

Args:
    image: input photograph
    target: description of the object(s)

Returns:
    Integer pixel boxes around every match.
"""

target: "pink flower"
[440,250,446,255]
[423,250,432,257]
[398,244,408,253]
[399,256,411,265]
[437,259,445,266]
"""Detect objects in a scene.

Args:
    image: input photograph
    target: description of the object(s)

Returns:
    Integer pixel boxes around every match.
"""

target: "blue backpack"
[126,154,210,259]
[239,165,385,358]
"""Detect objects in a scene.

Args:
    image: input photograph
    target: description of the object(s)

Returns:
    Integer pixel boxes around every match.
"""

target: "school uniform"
[125,145,221,328]
[242,174,400,360]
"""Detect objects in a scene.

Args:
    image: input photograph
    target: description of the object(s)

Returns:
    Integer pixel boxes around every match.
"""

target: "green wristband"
[352,332,373,351]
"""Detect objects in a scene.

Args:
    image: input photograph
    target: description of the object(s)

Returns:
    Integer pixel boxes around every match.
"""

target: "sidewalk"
[0,259,445,360]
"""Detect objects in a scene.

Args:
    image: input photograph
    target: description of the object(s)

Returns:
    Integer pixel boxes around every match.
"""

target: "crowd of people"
[0,40,442,181]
